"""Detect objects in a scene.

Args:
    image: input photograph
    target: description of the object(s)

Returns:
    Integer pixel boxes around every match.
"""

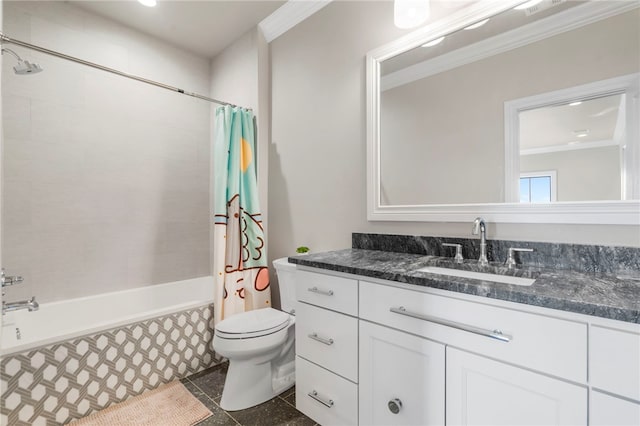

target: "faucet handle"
[442,243,464,264]
[505,248,534,268]
[1,269,24,287]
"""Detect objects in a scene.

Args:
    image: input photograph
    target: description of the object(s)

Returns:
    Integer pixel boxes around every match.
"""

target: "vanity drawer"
[359,280,587,383]
[590,325,640,400]
[296,270,358,316]
[296,356,358,426]
[296,302,358,382]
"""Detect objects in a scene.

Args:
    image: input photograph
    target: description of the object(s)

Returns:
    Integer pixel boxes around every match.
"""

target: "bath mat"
[70,381,212,426]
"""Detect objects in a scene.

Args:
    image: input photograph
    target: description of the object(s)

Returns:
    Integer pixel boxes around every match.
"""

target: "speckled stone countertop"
[288,249,640,324]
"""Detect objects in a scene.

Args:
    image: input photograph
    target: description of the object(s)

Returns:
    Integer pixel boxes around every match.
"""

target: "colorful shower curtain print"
[213,106,270,325]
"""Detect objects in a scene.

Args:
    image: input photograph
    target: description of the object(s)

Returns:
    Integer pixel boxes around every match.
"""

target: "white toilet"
[213,257,297,411]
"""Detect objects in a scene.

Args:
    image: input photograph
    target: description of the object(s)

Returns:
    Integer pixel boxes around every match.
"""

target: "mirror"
[367,0,640,223]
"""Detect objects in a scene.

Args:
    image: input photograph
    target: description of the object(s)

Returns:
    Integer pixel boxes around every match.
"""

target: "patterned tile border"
[1,304,219,425]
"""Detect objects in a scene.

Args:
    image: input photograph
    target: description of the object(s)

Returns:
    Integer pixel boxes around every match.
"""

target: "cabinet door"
[590,325,640,401]
[446,347,587,426]
[590,390,640,426]
[359,320,445,426]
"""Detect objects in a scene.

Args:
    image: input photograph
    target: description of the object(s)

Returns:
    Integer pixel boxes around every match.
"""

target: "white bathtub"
[0,276,214,356]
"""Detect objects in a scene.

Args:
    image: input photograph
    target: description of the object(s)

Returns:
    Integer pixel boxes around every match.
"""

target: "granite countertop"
[288,249,640,324]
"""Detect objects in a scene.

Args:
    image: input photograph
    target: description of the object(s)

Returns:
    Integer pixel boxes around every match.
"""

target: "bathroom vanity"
[290,236,640,426]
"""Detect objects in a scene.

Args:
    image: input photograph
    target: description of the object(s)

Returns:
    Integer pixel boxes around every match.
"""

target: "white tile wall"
[2,1,212,302]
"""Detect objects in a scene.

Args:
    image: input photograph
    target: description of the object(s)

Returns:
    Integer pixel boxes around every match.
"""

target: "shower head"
[13,60,43,75]
[2,47,43,75]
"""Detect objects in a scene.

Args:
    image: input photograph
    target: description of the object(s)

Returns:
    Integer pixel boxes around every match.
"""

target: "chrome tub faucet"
[2,296,39,315]
[2,268,37,315]
[472,217,489,266]
[1,268,23,287]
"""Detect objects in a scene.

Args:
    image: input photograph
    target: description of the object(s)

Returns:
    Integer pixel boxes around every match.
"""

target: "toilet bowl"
[213,258,297,411]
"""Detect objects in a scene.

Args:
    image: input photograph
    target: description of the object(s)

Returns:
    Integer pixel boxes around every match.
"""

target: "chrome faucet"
[472,217,489,266]
[1,268,23,287]
[2,297,39,315]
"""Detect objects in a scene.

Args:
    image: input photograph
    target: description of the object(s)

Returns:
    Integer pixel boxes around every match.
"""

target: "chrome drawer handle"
[390,306,511,343]
[308,390,334,408]
[308,332,334,346]
[308,286,334,296]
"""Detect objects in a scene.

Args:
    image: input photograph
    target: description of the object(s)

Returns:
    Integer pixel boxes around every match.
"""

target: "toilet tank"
[272,257,297,315]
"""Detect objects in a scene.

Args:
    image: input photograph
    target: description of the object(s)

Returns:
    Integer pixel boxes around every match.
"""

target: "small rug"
[70,381,212,426]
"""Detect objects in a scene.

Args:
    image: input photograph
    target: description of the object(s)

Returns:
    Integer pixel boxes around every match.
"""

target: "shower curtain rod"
[0,32,251,110]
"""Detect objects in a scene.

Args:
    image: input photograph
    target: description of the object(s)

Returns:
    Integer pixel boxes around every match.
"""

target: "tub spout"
[2,296,39,315]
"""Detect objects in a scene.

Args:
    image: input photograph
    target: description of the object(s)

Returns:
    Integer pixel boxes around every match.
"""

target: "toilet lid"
[215,308,291,337]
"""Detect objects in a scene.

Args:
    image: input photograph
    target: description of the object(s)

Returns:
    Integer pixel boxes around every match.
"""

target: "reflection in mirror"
[519,93,625,203]
[504,73,639,203]
[372,0,640,223]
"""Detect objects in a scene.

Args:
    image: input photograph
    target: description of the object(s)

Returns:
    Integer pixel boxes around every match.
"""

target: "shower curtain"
[213,106,271,325]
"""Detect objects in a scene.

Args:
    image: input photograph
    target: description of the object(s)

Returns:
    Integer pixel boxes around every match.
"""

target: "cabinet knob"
[388,398,402,414]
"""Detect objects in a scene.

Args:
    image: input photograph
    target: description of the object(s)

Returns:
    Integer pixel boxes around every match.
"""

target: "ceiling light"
[464,18,490,30]
[394,0,430,29]
[138,0,157,7]
[569,101,582,106]
[574,129,589,138]
[514,0,543,10]
[422,36,445,47]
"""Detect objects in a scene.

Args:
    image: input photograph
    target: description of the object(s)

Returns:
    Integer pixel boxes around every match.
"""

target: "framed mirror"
[366,0,640,224]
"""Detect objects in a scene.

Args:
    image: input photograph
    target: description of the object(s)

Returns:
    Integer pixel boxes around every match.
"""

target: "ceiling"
[72,0,286,58]
[520,94,623,151]
[382,1,583,75]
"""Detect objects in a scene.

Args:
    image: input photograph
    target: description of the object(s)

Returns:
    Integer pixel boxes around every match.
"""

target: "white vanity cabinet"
[294,267,639,426]
[294,270,359,426]
[358,280,587,383]
[359,279,588,426]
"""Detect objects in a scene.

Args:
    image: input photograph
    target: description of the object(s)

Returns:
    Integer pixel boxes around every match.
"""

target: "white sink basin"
[416,266,536,286]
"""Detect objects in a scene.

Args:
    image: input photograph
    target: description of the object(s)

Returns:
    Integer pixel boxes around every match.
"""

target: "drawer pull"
[390,306,511,343]
[308,390,334,408]
[308,332,334,346]
[388,398,402,414]
[308,286,334,296]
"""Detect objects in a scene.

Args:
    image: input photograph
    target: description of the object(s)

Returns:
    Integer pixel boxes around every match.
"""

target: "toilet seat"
[215,308,291,339]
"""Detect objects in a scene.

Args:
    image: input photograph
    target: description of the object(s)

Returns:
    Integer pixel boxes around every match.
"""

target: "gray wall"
[521,146,621,202]
[2,1,212,302]
[268,0,640,261]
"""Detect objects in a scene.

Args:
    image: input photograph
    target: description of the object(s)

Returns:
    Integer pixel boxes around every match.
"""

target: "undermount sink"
[416,266,536,286]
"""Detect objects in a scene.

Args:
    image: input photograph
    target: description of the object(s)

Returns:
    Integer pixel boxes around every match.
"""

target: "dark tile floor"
[181,362,317,426]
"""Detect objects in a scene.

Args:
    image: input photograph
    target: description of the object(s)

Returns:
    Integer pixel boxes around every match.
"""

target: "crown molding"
[259,0,333,43]
[520,139,618,156]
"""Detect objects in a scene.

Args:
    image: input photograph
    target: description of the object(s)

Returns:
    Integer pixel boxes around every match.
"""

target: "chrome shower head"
[2,47,43,75]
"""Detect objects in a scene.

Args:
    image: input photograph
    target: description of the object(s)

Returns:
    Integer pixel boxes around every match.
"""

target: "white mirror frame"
[366,0,640,224]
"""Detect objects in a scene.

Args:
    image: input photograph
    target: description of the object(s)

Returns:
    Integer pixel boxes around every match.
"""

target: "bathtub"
[1,276,219,426]
[1,276,214,356]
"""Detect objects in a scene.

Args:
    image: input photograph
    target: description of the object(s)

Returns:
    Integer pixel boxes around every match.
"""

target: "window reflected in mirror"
[520,172,556,203]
